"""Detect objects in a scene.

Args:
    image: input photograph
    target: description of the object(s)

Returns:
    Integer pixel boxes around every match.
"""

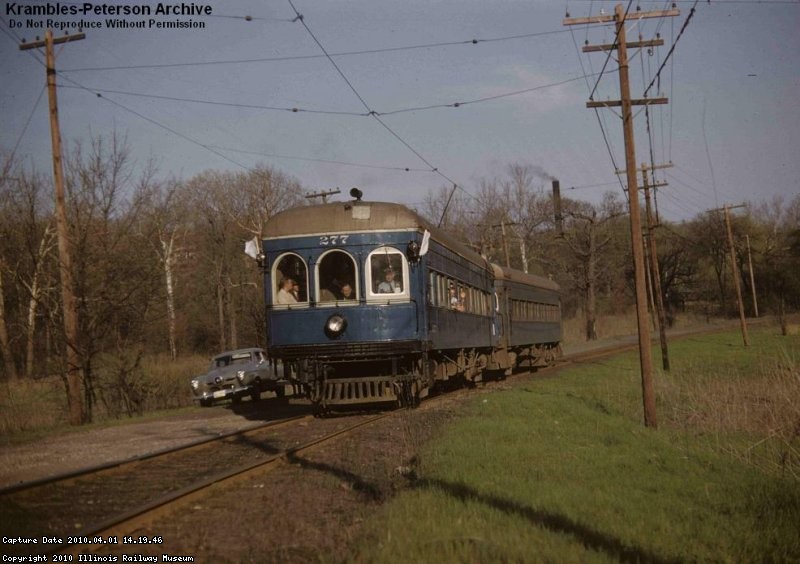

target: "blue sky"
[2,0,799,221]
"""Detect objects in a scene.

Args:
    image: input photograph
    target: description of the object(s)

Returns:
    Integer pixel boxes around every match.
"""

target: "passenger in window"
[319,287,337,302]
[457,288,467,312]
[377,268,402,293]
[449,286,458,309]
[340,283,355,300]
[277,278,298,304]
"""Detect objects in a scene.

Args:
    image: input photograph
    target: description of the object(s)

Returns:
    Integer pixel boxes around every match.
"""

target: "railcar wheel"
[251,389,261,402]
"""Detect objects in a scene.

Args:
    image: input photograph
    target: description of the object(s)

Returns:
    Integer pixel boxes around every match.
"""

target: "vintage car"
[190,348,285,407]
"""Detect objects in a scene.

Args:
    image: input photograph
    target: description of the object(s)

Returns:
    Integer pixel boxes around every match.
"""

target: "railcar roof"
[265,201,559,291]
[266,201,428,237]
[491,264,560,292]
[265,200,488,265]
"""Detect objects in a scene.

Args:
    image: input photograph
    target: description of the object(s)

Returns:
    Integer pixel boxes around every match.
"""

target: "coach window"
[317,249,358,304]
[273,253,308,306]
[368,247,408,298]
[428,272,437,305]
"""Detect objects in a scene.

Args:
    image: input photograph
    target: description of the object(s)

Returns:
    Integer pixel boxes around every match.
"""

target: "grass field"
[354,325,800,562]
[0,353,206,443]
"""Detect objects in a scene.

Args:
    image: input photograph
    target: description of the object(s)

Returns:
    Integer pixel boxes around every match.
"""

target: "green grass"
[354,325,800,562]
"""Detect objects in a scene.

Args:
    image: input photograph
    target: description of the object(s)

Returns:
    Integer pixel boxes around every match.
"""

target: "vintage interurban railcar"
[261,198,561,412]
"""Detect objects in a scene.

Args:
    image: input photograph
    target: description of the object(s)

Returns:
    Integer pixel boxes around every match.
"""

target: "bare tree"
[0,163,59,380]
[184,165,305,351]
[0,262,16,380]
[555,192,625,340]
[138,179,188,360]
[62,132,162,421]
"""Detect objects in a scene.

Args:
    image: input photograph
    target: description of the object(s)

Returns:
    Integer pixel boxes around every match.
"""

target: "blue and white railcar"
[261,199,561,411]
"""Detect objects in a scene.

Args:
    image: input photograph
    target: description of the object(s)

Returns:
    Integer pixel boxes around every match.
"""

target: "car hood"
[195,364,250,383]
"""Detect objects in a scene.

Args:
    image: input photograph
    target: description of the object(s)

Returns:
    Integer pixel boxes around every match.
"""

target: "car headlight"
[191,379,199,390]
[237,370,246,382]
[325,314,347,338]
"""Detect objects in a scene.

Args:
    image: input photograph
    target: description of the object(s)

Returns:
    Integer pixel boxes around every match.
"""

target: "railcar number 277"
[319,234,350,246]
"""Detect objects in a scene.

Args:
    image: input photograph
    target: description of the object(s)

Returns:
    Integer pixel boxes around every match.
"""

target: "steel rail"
[49,412,393,558]
[0,413,312,496]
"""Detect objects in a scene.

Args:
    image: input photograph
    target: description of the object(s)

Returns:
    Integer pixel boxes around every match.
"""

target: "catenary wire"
[643,1,698,97]
[60,26,604,73]
[207,145,433,172]
[286,0,460,191]
[57,76,441,175]
[56,71,607,119]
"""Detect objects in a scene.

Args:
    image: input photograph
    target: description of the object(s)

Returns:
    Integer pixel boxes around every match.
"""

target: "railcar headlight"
[237,370,246,382]
[325,314,347,339]
[191,379,199,390]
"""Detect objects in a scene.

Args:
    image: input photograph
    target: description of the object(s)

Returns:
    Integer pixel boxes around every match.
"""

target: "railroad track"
[2,333,716,559]
[0,414,312,497]
[0,408,396,559]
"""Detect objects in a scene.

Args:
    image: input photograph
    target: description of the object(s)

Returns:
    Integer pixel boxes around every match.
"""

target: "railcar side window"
[273,253,308,305]
[317,249,358,302]
[428,272,437,305]
[368,247,407,297]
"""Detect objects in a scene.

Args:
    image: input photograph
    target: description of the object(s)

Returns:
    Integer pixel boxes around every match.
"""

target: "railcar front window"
[368,247,407,297]
[273,253,308,305]
[317,250,358,302]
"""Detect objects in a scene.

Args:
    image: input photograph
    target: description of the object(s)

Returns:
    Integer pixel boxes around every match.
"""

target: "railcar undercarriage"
[284,341,562,415]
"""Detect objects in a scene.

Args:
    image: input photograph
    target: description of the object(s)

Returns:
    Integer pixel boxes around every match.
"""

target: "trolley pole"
[565,3,678,428]
[20,30,86,425]
[305,188,341,203]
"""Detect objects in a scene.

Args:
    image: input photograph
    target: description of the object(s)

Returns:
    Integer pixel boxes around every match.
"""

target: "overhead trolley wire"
[286,0,460,191]
[376,72,606,116]
[61,26,604,73]
[207,145,433,173]
[567,2,633,199]
[57,85,370,116]
[643,0,698,97]
[56,70,606,119]
[58,77,437,175]
[58,75,278,173]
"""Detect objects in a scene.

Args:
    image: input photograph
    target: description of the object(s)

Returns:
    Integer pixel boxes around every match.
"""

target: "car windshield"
[213,353,252,368]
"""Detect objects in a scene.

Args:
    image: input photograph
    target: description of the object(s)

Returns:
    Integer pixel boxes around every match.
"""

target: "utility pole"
[711,204,749,347]
[641,165,671,371]
[565,3,678,428]
[618,162,673,371]
[305,188,341,203]
[745,234,759,317]
[500,220,511,268]
[20,30,86,425]
[552,179,564,237]
[476,220,519,268]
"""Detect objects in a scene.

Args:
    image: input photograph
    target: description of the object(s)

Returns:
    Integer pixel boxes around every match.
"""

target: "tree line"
[1,139,797,424]
[420,163,800,340]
